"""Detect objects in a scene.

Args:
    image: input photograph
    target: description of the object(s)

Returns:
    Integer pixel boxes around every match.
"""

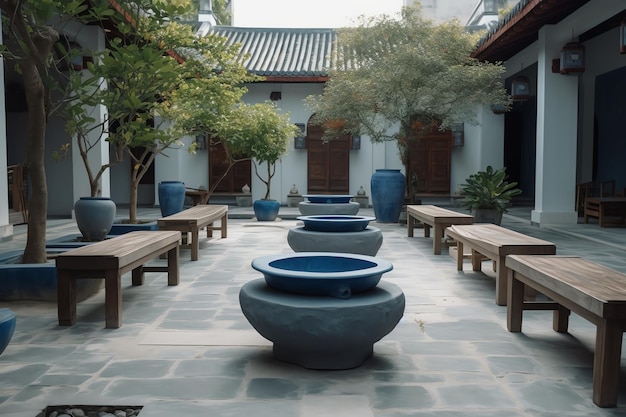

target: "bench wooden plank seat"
[407,205,474,254]
[445,224,556,306]
[584,197,626,227]
[157,205,228,261]
[506,255,626,407]
[56,230,181,329]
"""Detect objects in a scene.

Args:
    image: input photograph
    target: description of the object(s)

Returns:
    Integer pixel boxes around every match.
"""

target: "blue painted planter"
[0,250,103,301]
[0,308,16,356]
[370,169,405,223]
[253,199,281,221]
[251,252,393,299]
[158,181,185,217]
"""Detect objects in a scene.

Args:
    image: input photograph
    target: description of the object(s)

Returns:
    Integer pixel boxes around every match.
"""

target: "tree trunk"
[21,62,48,264]
[129,179,139,224]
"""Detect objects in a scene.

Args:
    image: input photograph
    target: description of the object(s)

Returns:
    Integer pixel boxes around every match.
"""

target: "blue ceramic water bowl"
[303,194,353,204]
[0,308,16,355]
[251,252,393,299]
[297,215,375,232]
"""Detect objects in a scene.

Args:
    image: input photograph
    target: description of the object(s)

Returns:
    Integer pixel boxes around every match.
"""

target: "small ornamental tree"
[306,4,511,200]
[212,102,299,200]
[62,2,256,223]
[0,0,117,263]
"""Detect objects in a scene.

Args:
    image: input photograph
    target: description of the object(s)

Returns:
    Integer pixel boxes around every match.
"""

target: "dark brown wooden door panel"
[306,123,350,194]
[209,140,251,193]
[408,130,452,193]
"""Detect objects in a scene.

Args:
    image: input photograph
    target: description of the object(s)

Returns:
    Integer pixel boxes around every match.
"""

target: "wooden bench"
[584,197,626,227]
[157,205,228,261]
[407,205,473,254]
[445,224,556,305]
[506,255,626,407]
[56,230,181,329]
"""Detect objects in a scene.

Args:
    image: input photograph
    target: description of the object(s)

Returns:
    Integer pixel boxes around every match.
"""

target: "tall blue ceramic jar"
[370,169,405,223]
[158,181,185,217]
[74,197,116,241]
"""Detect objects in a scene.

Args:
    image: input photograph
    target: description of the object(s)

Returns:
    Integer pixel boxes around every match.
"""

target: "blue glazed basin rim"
[297,215,375,222]
[251,252,393,279]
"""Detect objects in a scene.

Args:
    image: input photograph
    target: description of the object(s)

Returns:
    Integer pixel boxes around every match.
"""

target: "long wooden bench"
[583,197,626,227]
[445,224,556,305]
[407,205,473,254]
[506,254,626,407]
[56,230,181,329]
[157,204,228,261]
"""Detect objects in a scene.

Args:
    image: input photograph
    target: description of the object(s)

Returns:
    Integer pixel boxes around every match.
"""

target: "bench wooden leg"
[167,246,180,285]
[104,270,122,329]
[221,214,227,238]
[593,319,623,407]
[495,256,508,306]
[132,266,144,286]
[207,221,214,238]
[57,270,76,326]
[456,241,464,271]
[471,249,482,272]
[433,225,443,255]
[423,224,431,238]
[407,215,415,237]
[552,305,570,333]
[191,227,200,261]
[507,270,524,332]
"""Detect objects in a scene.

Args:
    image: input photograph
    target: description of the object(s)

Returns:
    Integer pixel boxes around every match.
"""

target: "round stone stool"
[287,226,383,256]
[239,279,405,370]
[298,201,360,216]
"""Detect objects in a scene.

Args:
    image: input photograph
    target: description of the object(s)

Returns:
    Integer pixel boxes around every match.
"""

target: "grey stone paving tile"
[246,378,301,399]
[374,385,435,409]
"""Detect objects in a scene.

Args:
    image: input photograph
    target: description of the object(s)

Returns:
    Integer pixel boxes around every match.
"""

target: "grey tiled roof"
[204,25,337,78]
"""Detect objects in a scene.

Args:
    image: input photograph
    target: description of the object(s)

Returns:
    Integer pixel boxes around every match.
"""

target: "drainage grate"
[37,405,143,417]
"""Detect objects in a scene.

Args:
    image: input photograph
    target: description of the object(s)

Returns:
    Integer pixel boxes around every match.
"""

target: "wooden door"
[209,139,251,193]
[408,130,452,193]
[306,124,350,193]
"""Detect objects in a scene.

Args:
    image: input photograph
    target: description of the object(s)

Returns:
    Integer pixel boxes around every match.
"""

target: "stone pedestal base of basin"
[287,226,383,256]
[298,201,360,216]
[239,279,405,369]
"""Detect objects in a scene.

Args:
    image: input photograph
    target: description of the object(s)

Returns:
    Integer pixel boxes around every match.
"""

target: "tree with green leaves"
[211,102,299,200]
[0,0,119,263]
[61,1,257,224]
[306,4,511,201]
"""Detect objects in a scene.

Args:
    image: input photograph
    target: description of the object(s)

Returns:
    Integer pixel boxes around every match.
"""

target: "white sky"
[231,0,406,28]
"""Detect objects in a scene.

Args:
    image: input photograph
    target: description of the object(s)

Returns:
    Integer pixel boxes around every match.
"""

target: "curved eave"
[471,0,592,62]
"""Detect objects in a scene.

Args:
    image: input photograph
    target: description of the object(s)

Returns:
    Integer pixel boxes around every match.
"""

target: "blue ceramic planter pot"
[74,197,116,242]
[370,169,405,223]
[251,252,393,299]
[158,181,185,217]
[0,308,16,356]
[254,199,280,221]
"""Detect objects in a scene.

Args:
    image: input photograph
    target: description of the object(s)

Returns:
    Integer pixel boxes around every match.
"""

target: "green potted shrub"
[459,166,522,225]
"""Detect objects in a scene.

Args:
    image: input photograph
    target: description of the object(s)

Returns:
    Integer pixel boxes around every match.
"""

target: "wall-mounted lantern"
[452,123,464,147]
[510,76,530,100]
[351,135,361,150]
[195,134,207,150]
[294,123,306,149]
[560,42,585,74]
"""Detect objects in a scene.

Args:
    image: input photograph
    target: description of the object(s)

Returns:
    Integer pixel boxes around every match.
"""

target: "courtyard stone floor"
[1,204,626,416]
